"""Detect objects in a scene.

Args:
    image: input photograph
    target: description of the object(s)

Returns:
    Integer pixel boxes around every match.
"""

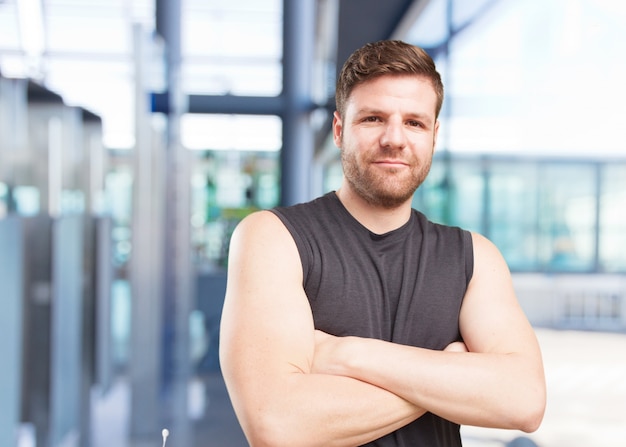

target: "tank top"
[271,191,473,447]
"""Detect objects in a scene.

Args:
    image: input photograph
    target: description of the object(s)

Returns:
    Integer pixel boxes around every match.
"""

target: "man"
[219,40,546,446]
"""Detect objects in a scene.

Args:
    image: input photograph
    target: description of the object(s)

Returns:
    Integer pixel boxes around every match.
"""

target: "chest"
[303,232,465,349]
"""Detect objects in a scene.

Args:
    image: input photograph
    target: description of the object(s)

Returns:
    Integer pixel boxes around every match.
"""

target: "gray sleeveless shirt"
[271,192,473,446]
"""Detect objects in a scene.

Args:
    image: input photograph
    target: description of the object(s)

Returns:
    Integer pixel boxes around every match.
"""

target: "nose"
[379,118,407,150]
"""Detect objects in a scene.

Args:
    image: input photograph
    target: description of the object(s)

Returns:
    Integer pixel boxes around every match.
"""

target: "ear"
[332,111,343,148]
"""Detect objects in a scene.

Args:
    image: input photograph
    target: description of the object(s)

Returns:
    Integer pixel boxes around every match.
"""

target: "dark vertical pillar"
[21,215,53,447]
[281,0,316,206]
[156,0,193,445]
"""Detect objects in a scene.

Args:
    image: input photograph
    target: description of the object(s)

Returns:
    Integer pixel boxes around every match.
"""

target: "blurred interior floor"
[462,328,626,447]
[90,328,626,447]
[91,371,247,447]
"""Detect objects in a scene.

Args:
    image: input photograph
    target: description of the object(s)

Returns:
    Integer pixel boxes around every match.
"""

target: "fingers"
[444,341,469,353]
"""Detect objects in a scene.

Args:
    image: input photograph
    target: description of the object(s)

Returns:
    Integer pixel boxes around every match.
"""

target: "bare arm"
[311,232,546,432]
[219,211,427,447]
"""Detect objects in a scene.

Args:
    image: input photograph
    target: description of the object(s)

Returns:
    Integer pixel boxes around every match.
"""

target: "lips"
[373,159,409,167]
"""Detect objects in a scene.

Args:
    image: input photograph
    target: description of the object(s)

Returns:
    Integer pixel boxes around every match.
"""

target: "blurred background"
[0,0,625,446]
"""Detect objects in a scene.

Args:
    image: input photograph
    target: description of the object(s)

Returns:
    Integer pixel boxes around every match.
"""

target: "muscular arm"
[219,211,426,447]
[312,233,546,432]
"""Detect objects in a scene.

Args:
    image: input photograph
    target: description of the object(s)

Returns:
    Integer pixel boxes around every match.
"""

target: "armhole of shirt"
[464,230,474,287]
[269,208,310,287]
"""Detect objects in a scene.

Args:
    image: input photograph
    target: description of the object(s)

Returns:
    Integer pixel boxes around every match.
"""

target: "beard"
[341,147,432,209]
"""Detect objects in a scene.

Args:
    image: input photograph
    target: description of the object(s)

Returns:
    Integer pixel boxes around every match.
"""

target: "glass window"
[414,154,453,225]
[537,164,597,272]
[448,159,484,233]
[599,164,626,272]
[416,156,484,232]
[488,161,539,271]
[181,0,282,97]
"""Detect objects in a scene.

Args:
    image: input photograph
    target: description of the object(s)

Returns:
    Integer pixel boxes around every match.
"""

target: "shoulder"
[469,232,509,274]
[229,210,300,267]
[236,209,285,232]
[464,232,514,304]
[227,210,304,290]
[231,210,293,250]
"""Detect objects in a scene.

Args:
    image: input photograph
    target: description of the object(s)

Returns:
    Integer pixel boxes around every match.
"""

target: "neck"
[335,186,413,235]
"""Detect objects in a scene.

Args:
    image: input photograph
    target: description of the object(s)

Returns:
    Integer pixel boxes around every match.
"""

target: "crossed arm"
[219,211,546,447]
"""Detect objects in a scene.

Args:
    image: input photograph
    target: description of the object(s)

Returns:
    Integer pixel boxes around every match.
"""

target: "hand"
[444,341,468,353]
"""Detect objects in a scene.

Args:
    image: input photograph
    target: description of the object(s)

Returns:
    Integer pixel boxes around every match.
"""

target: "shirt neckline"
[328,191,415,240]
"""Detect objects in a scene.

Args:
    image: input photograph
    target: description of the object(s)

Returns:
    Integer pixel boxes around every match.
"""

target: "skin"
[219,74,546,447]
[337,75,438,212]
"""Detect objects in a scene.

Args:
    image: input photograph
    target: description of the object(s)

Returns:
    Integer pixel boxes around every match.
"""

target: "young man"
[219,40,546,446]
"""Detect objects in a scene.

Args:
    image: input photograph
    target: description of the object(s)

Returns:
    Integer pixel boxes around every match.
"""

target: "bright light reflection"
[181,114,282,151]
[411,0,626,158]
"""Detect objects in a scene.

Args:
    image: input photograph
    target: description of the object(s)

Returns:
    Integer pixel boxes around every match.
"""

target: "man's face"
[333,74,440,208]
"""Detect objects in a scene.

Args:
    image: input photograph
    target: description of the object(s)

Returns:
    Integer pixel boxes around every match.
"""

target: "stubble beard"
[341,147,432,209]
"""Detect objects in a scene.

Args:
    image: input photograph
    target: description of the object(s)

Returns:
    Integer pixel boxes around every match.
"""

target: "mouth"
[373,160,409,168]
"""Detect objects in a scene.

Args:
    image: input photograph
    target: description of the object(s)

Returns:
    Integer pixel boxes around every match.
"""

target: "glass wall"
[536,163,597,272]
[600,164,626,272]
[408,156,626,274]
[487,160,539,271]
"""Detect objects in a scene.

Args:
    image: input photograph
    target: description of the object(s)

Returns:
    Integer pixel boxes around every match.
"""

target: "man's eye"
[408,120,423,127]
[364,116,380,122]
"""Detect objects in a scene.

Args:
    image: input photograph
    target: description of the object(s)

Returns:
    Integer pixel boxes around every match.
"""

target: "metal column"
[157,0,194,445]
[281,0,317,206]
[129,24,164,439]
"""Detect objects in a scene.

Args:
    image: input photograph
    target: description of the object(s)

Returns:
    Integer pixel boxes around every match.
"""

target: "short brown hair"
[335,40,444,119]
